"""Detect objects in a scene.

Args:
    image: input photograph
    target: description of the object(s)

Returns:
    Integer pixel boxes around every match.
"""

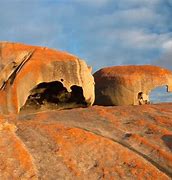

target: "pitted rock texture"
[0,103,172,179]
[0,42,95,114]
[94,65,172,106]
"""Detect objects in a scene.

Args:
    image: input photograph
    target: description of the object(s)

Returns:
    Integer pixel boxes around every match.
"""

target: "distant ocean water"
[149,86,172,103]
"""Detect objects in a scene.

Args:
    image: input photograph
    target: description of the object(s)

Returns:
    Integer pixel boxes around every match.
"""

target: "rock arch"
[0,42,95,114]
[149,85,172,104]
[94,65,172,106]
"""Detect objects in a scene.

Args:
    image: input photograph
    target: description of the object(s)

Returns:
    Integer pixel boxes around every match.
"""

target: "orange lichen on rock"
[0,42,95,114]
[94,65,172,106]
[15,121,170,179]
[0,121,37,179]
[0,103,172,178]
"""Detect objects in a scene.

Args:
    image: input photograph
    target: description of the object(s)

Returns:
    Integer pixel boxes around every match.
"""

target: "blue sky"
[0,0,172,72]
[150,86,172,103]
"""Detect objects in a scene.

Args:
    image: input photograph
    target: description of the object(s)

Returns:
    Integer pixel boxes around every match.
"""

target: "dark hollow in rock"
[20,81,87,113]
[162,135,172,152]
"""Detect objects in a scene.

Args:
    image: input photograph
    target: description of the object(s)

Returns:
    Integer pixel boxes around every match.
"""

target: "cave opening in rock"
[149,85,172,104]
[20,81,87,112]
[137,92,149,105]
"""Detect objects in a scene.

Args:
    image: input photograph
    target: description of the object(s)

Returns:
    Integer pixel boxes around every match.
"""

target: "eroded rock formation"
[0,42,172,179]
[0,42,95,114]
[94,65,172,106]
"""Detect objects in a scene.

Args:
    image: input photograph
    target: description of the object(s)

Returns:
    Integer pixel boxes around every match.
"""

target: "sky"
[0,0,172,101]
[150,86,172,103]
[0,0,172,71]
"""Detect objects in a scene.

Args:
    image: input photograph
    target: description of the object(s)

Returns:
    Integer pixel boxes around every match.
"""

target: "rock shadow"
[20,81,87,112]
[162,135,172,152]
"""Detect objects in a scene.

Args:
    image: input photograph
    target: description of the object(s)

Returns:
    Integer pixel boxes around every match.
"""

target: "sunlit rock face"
[94,65,172,106]
[0,104,172,179]
[0,42,95,114]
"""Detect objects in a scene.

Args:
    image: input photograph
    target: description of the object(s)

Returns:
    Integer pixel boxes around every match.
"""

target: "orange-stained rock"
[0,103,172,179]
[94,65,172,106]
[0,121,38,179]
[0,42,95,114]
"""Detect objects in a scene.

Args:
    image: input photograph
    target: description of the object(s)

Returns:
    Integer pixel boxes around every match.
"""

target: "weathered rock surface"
[0,103,172,179]
[94,65,172,106]
[0,42,95,114]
